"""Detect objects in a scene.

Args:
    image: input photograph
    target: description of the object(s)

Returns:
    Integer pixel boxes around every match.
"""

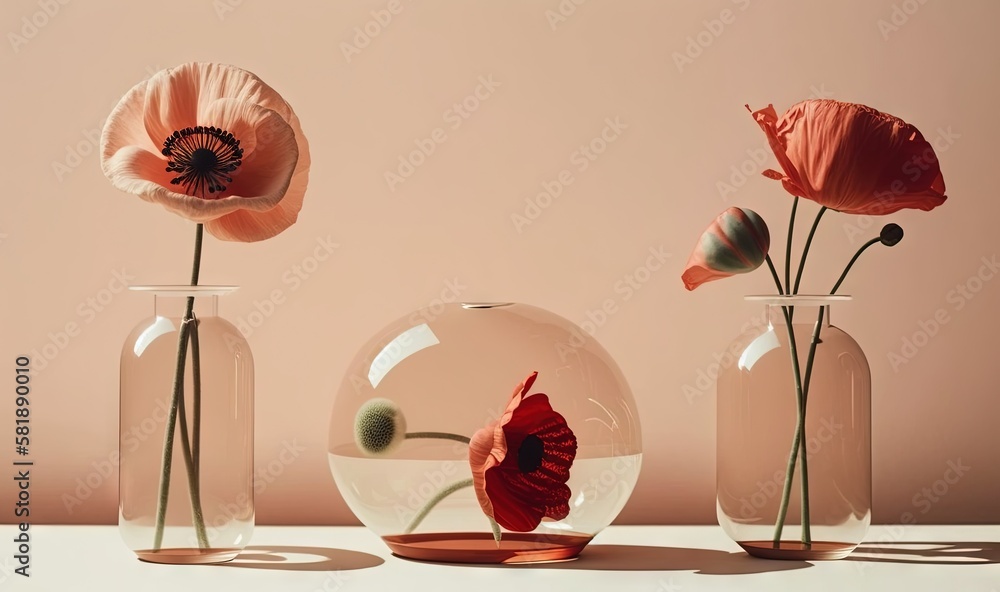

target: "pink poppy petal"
[103,147,248,222]
[469,424,502,521]
[143,65,201,150]
[203,109,311,242]
[101,80,157,165]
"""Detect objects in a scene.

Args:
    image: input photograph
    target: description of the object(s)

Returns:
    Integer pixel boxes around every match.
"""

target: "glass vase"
[119,286,254,564]
[716,295,871,560]
[329,302,642,564]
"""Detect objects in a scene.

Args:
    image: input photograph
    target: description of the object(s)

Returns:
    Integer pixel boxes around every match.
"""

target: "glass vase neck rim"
[460,302,515,309]
[745,294,851,305]
[129,285,239,297]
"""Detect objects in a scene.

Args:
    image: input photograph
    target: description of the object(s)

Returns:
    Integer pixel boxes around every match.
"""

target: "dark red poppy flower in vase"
[329,302,642,564]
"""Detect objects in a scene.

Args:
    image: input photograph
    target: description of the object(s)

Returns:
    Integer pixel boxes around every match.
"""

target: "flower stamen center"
[517,434,544,473]
[162,126,243,198]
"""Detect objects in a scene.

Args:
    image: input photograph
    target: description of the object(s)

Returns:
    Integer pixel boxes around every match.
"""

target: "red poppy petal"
[484,466,546,532]
[472,373,578,533]
[752,99,947,215]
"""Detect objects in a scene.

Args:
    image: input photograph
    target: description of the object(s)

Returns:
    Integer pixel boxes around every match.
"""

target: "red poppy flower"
[469,372,578,533]
[750,99,946,215]
[682,207,770,291]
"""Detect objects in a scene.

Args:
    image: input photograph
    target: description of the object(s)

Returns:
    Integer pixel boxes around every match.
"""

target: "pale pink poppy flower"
[100,62,310,242]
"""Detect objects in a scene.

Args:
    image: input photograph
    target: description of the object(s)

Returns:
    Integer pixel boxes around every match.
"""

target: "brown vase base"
[135,548,242,564]
[738,540,857,560]
[383,532,592,564]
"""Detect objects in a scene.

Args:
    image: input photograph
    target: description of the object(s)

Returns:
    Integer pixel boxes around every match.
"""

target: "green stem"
[176,331,209,549]
[405,432,471,444]
[784,197,798,294]
[764,255,784,297]
[766,256,810,545]
[190,318,202,480]
[404,478,474,534]
[152,223,208,551]
[831,238,881,296]
[792,207,828,296]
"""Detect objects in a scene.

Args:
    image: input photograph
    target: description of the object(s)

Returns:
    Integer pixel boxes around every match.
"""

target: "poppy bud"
[880,223,904,247]
[681,207,770,290]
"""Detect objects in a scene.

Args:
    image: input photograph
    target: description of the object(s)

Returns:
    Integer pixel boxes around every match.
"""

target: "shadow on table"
[402,545,811,575]
[219,546,385,571]
[847,542,1000,566]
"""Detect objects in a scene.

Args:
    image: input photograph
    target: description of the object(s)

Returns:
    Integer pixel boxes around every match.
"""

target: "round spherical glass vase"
[119,286,254,564]
[716,295,871,560]
[329,302,642,564]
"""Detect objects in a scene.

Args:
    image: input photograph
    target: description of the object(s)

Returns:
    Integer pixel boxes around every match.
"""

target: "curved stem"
[405,432,471,445]
[792,207,828,296]
[831,238,881,296]
[765,255,786,297]
[784,197,798,294]
[404,478,473,534]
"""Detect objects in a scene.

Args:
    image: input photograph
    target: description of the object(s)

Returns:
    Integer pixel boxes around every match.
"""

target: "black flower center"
[517,434,545,473]
[162,126,243,198]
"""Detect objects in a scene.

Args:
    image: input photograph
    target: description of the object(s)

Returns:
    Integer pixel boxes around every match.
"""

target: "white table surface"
[2,525,997,591]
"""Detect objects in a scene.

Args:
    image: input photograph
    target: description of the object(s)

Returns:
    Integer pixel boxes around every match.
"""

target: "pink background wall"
[2,0,997,526]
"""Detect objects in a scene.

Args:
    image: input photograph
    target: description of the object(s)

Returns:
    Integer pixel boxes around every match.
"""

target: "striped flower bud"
[682,207,770,290]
